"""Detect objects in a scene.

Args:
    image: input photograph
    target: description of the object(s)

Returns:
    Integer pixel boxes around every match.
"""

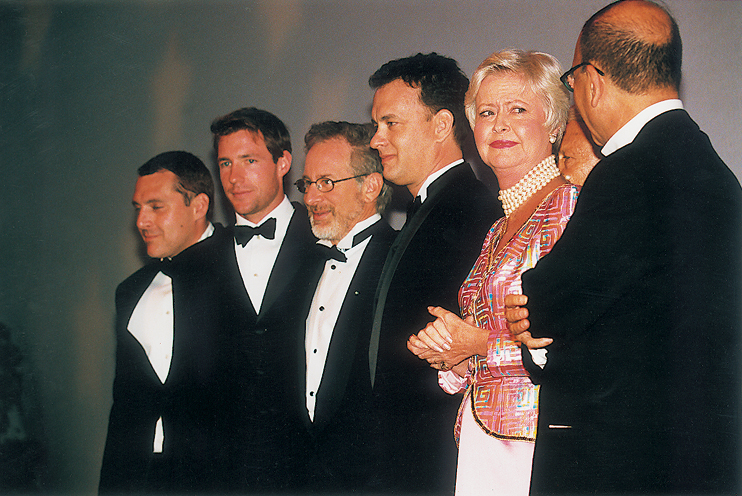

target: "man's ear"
[362,172,384,203]
[587,64,604,109]
[191,192,210,220]
[433,109,455,143]
[276,151,292,178]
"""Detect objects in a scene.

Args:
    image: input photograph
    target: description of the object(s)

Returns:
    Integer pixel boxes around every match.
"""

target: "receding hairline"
[596,0,673,46]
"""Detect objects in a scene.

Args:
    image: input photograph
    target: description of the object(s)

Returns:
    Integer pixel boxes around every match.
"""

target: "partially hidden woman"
[407,50,575,495]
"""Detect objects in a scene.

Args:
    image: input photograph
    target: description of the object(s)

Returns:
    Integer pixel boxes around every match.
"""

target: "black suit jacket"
[521,110,742,494]
[370,164,502,494]
[99,224,231,494]
[217,202,320,492]
[298,219,396,491]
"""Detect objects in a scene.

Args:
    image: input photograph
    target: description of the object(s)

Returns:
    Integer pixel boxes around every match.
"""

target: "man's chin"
[311,223,340,241]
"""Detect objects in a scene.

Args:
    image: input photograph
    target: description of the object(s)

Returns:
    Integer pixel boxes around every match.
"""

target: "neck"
[408,144,462,197]
[328,210,377,245]
[239,193,285,224]
[603,88,679,144]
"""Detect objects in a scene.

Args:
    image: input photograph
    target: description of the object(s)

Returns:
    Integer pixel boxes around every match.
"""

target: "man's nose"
[370,128,385,149]
[136,209,151,229]
[304,181,322,205]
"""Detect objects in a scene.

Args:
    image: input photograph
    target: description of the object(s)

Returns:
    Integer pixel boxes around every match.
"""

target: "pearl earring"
[549,135,557,144]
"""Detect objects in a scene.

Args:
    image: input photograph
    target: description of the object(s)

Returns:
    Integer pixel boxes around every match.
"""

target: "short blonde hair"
[465,50,570,147]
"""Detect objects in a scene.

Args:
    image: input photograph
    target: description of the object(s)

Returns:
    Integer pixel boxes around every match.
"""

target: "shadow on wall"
[0,322,47,491]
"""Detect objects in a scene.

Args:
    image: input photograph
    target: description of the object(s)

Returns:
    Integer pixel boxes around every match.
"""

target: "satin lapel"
[258,209,305,321]
[312,222,392,430]
[368,165,469,387]
[223,226,259,319]
[118,266,159,330]
[298,245,328,430]
[118,265,166,385]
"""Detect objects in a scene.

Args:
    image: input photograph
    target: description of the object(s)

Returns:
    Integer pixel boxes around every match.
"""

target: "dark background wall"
[1,0,740,492]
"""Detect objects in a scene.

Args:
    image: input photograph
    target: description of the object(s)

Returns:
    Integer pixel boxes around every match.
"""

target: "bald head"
[579,0,682,94]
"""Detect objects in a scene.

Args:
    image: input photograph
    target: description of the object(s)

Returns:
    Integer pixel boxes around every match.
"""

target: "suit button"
[254,328,266,335]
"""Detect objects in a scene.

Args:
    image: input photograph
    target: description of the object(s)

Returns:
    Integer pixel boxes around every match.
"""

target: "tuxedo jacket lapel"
[258,205,315,321]
[311,221,394,432]
[222,227,259,319]
[369,164,470,385]
[118,265,168,384]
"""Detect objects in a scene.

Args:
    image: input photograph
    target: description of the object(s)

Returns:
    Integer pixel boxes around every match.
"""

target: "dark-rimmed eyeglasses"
[560,62,605,92]
[295,174,369,193]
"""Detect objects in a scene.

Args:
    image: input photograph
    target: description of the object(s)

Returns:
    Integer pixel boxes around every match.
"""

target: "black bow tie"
[407,196,422,218]
[234,218,276,247]
[322,245,347,263]
[318,221,378,262]
[156,257,176,277]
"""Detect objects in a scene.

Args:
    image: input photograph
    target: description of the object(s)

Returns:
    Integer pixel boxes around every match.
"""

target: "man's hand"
[407,307,488,371]
[504,294,553,349]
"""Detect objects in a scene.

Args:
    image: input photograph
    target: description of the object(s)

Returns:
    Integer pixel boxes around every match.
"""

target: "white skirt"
[454,395,535,496]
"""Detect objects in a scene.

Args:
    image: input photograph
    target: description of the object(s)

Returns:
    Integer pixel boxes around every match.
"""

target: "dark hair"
[304,121,392,214]
[210,107,292,162]
[138,151,214,217]
[580,0,682,93]
[369,53,470,147]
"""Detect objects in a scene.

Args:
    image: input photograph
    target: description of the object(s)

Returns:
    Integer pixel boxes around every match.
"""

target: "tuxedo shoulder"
[114,263,158,306]
[287,202,317,244]
[372,218,397,240]
[116,263,156,291]
[434,179,500,225]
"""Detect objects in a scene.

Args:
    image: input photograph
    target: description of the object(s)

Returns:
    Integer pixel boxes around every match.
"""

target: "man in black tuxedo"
[506,1,742,494]
[100,151,230,493]
[209,107,318,491]
[367,53,502,493]
[296,121,395,491]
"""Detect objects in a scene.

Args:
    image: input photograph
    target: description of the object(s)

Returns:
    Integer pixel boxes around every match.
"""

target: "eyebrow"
[376,113,399,123]
[218,153,259,162]
[132,199,164,207]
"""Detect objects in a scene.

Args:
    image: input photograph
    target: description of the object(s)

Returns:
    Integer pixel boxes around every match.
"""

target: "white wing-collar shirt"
[304,213,380,420]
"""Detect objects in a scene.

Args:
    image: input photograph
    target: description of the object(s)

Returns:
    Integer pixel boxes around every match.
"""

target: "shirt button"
[309,391,315,397]
[319,306,325,311]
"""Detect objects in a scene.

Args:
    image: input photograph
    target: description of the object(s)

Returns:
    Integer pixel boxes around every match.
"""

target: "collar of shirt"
[316,213,381,252]
[417,159,464,203]
[234,195,293,242]
[601,99,684,156]
[199,222,215,242]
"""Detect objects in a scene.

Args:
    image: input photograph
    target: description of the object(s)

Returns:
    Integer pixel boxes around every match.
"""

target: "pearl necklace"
[498,155,560,217]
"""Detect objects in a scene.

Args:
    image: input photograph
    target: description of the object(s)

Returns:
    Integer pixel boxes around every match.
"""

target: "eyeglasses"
[294,174,368,193]
[560,62,605,92]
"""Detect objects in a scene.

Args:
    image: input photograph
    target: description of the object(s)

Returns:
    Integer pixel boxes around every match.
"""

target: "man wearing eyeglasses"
[505,1,742,494]
[209,107,318,492]
[295,121,395,491]
[367,53,502,493]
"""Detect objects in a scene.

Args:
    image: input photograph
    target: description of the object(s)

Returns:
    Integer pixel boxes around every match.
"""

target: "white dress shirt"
[304,214,380,421]
[126,222,214,452]
[234,196,294,313]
